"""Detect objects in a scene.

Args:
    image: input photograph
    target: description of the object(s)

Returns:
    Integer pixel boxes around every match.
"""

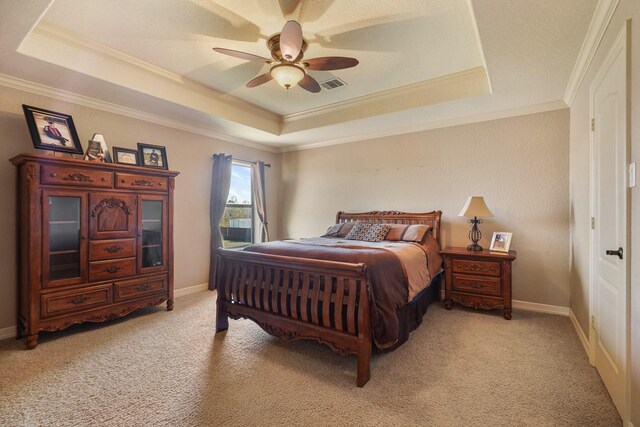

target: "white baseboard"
[512,299,569,316]
[0,325,17,341]
[569,309,590,356]
[174,282,209,298]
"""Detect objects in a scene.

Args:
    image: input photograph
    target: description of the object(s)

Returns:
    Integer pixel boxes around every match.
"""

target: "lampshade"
[458,196,494,218]
[270,64,304,89]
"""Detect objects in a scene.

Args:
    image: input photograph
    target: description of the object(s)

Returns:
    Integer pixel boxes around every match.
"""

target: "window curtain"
[251,161,270,242]
[208,153,233,290]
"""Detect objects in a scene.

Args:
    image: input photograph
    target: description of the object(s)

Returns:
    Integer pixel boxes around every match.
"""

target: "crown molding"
[563,0,619,106]
[282,99,567,152]
[21,23,280,134]
[0,73,279,153]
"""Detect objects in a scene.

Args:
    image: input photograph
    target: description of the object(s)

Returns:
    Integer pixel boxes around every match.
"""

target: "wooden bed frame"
[214,210,442,387]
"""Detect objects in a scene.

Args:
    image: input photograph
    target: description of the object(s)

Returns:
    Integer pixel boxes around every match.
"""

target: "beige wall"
[281,109,570,307]
[568,1,639,423]
[0,84,281,330]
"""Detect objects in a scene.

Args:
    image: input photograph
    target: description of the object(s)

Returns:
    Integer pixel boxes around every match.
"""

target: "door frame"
[588,21,630,421]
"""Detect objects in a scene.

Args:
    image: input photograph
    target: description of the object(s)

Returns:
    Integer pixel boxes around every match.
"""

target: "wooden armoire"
[10,153,179,349]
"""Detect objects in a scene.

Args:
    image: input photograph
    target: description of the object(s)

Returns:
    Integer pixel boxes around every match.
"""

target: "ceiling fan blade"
[246,72,273,88]
[280,20,303,61]
[213,48,270,63]
[298,73,321,93]
[303,57,359,71]
[278,0,302,19]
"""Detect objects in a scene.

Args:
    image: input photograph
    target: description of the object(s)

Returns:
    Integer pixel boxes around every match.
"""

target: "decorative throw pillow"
[385,224,431,242]
[402,224,430,242]
[322,223,344,237]
[344,223,392,242]
[337,221,356,237]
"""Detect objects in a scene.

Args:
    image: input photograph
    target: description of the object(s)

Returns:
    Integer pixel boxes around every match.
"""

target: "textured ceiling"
[0,0,598,149]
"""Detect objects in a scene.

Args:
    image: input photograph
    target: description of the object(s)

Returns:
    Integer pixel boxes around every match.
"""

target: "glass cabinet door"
[138,196,167,273]
[44,191,87,286]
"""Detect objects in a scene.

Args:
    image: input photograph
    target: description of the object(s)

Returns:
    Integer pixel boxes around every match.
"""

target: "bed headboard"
[335,210,442,244]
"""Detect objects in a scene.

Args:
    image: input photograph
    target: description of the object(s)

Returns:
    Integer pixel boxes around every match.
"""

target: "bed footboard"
[214,248,372,387]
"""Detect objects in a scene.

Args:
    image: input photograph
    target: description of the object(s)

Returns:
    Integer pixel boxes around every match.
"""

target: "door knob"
[605,247,623,260]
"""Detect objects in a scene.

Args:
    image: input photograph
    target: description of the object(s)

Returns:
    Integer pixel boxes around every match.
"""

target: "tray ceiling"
[1,0,598,148]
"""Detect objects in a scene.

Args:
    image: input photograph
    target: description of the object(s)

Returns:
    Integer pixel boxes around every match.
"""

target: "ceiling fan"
[213,20,359,93]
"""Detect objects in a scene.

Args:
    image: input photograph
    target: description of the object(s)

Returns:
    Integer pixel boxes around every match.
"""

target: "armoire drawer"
[89,258,136,282]
[41,284,113,318]
[115,173,168,192]
[41,165,113,188]
[89,239,136,261]
[114,275,168,302]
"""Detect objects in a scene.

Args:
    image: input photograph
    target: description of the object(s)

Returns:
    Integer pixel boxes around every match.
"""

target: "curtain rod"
[212,154,271,168]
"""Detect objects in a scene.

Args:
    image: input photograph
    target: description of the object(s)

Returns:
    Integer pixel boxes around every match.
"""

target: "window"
[221,162,253,248]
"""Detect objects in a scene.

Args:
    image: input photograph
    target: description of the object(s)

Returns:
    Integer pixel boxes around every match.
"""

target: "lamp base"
[467,243,483,251]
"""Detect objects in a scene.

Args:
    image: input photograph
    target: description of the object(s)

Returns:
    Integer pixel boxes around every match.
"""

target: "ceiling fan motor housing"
[268,34,307,63]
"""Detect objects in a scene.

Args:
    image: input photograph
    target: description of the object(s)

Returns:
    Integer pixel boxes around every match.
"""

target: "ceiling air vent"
[320,77,347,90]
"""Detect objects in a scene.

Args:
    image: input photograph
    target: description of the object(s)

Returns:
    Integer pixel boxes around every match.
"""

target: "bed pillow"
[385,224,431,242]
[344,223,392,242]
[322,223,344,237]
[321,222,357,238]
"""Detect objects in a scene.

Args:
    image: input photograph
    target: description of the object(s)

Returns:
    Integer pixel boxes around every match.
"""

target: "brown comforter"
[243,237,441,349]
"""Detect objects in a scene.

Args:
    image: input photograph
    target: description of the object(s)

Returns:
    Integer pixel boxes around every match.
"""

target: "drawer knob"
[70,296,88,305]
[136,284,150,292]
[106,266,122,273]
[469,282,486,289]
[105,246,123,254]
[50,172,57,178]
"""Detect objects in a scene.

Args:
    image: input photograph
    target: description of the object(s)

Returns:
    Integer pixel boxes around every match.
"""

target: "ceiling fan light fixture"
[270,64,304,89]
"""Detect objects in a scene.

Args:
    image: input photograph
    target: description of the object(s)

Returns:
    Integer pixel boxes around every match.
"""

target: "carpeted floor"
[0,291,621,426]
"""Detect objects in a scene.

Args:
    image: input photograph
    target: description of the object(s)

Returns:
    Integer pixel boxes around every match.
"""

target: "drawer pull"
[70,296,88,305]
[464,264,495,273]
[105,266,122,273]
[469,282,486,289]
[105,246,123,254]
[136,284,150,292]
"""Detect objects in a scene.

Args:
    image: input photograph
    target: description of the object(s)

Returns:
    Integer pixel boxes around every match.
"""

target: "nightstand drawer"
[452,274,501,296]
[452,259,500,277]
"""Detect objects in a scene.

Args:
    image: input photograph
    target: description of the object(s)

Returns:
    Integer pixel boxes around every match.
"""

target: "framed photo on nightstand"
[490,232,512,253]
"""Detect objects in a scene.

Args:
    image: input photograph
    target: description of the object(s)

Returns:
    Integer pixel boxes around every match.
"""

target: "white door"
[590,27,627,418]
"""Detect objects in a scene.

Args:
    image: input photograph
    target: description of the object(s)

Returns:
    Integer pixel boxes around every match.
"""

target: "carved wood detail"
[91,197,133,217]
[62,173,94,182]
[169,177,175,189]
[26,163,37,181]
[131,179,154,187]
[227,310,357,357]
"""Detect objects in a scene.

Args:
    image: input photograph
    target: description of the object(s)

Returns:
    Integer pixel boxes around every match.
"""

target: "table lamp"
[458,196,493,251]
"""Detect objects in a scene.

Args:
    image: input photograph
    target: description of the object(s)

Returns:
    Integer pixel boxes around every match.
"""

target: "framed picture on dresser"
[113,147,140,165]
[489,232,512,253]
[138,143,168,170]
[22,105,83,155]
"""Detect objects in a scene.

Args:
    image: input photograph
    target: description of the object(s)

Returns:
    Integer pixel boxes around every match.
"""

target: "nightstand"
[440,247,517,319]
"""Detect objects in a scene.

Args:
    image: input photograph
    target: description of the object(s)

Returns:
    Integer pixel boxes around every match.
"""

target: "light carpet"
[0,291,621,426]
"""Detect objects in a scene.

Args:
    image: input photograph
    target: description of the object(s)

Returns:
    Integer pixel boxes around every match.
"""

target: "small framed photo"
[89,133,112,163]
[490,232,512,253]
[113,147,139,165]
[83,139,105,162]
[22,105,83,155]
[138,143,168,170]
